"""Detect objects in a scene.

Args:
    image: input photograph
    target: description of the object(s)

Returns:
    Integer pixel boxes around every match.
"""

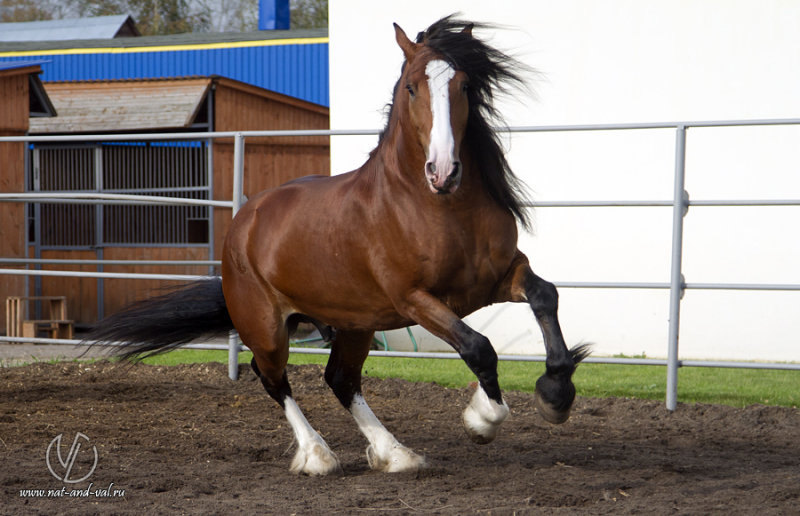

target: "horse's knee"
[527,276,559,317]
[460,334,498,381]
[452,323,501,402]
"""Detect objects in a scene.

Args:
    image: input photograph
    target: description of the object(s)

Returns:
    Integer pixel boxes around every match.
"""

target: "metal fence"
[2,119,799,411]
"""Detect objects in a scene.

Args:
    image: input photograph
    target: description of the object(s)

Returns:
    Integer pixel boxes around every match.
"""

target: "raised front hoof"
[534,390,572,424]
[366,444,426,473]
[290,443,342,476]
[462,385,510,445]
[534,373,576,425]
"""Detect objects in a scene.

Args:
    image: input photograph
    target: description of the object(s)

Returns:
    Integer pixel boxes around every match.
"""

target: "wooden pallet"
[5,296,74,340]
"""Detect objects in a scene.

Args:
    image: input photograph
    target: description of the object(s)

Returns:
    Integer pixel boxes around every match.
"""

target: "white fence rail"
[2,120,799,410]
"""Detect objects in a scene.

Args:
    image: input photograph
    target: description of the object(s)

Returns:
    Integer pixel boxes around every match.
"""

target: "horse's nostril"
[426,162,437,174]
[452,161,462,177]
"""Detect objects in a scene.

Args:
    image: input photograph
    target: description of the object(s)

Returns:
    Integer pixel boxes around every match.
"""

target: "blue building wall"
[0,38,329,107]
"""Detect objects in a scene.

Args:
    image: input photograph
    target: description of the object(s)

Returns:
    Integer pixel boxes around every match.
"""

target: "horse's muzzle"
[425,160,462,194]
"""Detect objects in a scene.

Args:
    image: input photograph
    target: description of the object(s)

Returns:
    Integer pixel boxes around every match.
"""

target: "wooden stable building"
[0,61,56,335]
[2,75,328,331]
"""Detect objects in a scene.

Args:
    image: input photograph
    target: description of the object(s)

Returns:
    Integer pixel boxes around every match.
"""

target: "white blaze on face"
[425,60,456,184]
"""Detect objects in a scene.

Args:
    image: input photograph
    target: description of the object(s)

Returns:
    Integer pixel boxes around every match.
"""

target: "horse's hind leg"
[224,279,340,475]
[324,330,425,472]
[250,354,340,475]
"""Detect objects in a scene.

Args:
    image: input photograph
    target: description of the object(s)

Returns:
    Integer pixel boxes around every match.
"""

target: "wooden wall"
[0,69,31,334]
[32,247,210,325]
[211,78,330,261]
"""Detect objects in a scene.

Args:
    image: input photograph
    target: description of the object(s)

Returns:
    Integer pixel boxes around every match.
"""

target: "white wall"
[329,1,800,361]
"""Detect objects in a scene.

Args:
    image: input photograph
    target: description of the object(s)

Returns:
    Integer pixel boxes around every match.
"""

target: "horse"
[88,16,589,476]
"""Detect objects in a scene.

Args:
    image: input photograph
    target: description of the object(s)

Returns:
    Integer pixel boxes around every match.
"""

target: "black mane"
[381,15,533,228]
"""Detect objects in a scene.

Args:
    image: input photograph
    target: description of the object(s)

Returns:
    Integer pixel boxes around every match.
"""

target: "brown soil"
[2,361,798,515]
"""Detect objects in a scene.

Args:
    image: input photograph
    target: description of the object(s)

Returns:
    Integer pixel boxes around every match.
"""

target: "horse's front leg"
[399,291,510,444]
[494,251,590,424]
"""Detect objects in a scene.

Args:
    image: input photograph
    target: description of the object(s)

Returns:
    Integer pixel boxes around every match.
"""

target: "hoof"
[366,444,426,473]
[534,390,572,424]
[534,370,576,425]
[462,385,509,444]
[290,442,342,476]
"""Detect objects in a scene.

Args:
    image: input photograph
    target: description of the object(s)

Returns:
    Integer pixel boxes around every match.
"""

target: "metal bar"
[0,268,215,281]
[10,195,793,209]
[95,145,104,321]
[0,192,233,208]
[231,133,245,215]
[0,258,221,266]
[0,128,383,144]
[687,199,800,207]
[286,347,800,370]
[3,265,798,291]
[555,281,670,289]
[207,138,215,276]
[526,200,673,207]
[3,117,800,144]
[666,125,688,411]
[31,147,42,299]
[228,332,240,381]
[227,133,246,379]
[5,335,797,371]
[525,199,800,208]
[505,118,800,133]
[684,282,800,291]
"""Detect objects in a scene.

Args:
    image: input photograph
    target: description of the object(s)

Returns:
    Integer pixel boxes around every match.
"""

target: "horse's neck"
[364,124,425,191]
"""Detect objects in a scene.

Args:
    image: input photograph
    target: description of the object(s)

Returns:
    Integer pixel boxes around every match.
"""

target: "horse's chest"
[425,233,515,312]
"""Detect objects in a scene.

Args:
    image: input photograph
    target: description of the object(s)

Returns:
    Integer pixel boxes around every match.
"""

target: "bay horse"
[89,16,589,475]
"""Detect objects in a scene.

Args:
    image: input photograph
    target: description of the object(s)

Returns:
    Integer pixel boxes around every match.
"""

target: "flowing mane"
[379,15,533,228]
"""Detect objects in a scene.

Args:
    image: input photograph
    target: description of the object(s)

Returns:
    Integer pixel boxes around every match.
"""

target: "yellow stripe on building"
[0,37,329,58]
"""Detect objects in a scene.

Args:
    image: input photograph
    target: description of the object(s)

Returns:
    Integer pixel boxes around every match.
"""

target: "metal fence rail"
[2,119,799,410]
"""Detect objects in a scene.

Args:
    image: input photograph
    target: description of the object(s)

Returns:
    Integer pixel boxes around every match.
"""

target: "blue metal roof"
[0,35,329,106]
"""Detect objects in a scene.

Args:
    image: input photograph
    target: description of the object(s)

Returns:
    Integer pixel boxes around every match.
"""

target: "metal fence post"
[666,125,688,410]
[228,331,240,381]
[232,133,245,214]
[227,133,245,380]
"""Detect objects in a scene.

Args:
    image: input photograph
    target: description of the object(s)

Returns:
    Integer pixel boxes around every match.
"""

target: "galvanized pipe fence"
[2,119,800,410]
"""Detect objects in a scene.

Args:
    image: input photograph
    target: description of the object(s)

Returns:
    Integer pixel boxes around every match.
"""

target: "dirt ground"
[1,360,798,515]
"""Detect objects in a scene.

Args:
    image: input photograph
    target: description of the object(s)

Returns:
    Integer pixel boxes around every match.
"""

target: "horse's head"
[393,23,471,195]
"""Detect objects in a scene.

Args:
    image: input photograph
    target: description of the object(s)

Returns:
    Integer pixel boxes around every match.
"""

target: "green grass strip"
[136,349,798,409]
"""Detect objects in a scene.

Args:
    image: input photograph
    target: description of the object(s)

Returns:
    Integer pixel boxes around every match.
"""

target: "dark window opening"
[29,141,210,248]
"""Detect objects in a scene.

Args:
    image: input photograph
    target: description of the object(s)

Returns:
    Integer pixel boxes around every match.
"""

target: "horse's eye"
[406,84,415,97]
[461,82,469,93]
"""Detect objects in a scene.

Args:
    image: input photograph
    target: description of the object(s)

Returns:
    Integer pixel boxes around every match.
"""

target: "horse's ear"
[461,23,474,37]
[394,23,419,62]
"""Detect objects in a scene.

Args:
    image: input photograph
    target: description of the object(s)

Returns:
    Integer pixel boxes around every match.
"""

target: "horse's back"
[222,171,400,326]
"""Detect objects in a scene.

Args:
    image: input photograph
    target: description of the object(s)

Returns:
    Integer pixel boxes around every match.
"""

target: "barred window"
[29,141,210,249]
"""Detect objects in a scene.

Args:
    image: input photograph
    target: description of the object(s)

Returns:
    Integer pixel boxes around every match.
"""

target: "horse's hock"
[5,296,74,340]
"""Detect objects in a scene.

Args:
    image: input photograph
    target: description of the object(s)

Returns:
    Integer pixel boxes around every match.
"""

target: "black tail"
[85,278,234,361]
